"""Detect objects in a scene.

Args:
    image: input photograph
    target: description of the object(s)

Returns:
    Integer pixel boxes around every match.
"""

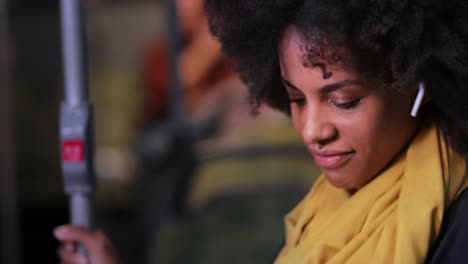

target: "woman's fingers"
[57,243,88,264]
[54,225,119,264]
[54,225,95,247]
[54,225,93,264]
[64,242,75,253]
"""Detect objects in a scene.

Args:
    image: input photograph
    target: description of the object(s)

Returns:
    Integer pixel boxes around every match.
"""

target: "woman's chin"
[323,171,359,191]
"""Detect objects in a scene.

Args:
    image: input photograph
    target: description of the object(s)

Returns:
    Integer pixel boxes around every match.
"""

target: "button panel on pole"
[62,140,85,162]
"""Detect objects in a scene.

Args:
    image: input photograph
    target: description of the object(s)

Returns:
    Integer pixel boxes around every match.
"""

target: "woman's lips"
[310,150,355,169]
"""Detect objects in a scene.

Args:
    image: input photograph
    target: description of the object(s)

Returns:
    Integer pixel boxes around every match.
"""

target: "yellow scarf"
[275,124,468,264]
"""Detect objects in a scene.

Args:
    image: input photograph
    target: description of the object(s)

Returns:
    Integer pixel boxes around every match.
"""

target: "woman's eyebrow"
[319,80,361,94]
[281,77,361,93]
[281,77,301,91]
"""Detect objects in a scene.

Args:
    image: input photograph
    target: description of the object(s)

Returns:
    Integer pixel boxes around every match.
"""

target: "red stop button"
[62,140,85,162]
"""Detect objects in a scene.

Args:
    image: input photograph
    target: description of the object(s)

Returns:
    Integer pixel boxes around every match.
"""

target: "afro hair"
[205,0,468,157]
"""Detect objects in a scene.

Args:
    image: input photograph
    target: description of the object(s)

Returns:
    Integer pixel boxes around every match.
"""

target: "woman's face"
[279,27,419,191]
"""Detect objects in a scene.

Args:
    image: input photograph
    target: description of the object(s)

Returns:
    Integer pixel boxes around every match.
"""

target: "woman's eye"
[331,97,362,109]
[289,98,306,106]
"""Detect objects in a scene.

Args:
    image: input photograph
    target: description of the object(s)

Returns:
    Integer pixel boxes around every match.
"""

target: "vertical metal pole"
[60,0,87,107]
[167,0,183,122]
[59,0,95,255]
[0,0,20,263]
[142,2,184,263]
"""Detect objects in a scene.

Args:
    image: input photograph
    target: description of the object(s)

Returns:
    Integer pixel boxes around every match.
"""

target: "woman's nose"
[301,108,337,147]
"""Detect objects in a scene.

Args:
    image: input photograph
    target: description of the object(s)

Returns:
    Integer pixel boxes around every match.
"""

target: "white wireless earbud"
[410,81,425,117]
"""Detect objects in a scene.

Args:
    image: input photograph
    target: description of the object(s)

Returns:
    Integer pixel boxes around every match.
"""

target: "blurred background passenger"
[141,0,236,125]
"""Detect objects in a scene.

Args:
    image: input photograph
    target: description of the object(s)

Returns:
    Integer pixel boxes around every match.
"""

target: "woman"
[55,0,468,263]
[203,0,468,263]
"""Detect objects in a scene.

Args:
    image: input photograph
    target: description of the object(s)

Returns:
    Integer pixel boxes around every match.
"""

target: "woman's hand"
[54,225,119,264]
